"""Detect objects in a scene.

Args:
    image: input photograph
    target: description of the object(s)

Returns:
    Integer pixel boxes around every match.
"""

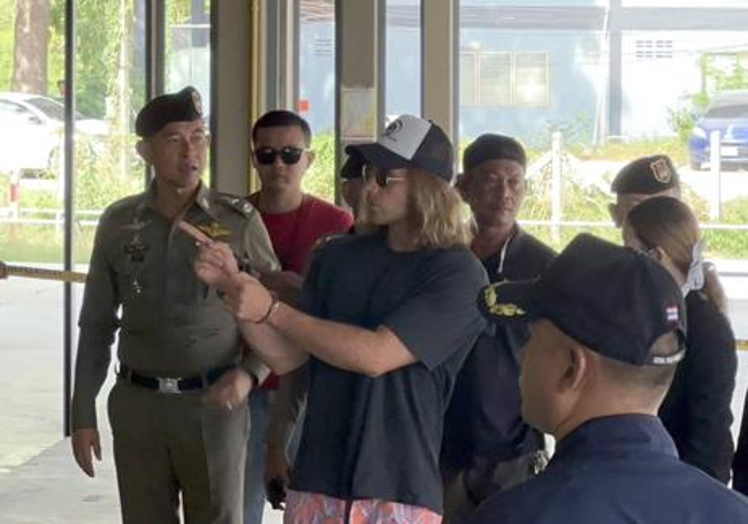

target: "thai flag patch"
[666,305,679,323]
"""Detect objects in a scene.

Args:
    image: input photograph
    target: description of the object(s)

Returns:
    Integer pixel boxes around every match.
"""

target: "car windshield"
[26,97,66,120]
[25,96,89,121]
[705,103,748,119]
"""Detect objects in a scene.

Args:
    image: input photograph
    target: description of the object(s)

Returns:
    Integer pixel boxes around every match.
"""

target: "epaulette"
[214,192,258,217]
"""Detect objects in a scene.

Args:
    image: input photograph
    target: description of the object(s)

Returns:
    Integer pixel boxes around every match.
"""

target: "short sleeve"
[300,242,326,317]
[243,210,281,273]
[383,249,488,370]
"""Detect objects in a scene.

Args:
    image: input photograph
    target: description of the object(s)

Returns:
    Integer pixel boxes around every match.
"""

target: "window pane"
[514,52,549,106]
[386,0,421,118]
[479,52,512,106]
[458,1,748,437]
[0,0,65,474]
[460,51,478,106]
[166,0,211,183]
[299,0,336,202]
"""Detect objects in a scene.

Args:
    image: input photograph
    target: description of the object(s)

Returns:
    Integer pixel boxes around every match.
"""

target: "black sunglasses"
[254,146,308,165]
[364,165,406,188]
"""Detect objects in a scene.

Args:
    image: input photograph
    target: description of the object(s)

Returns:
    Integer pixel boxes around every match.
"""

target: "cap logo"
[190,89,203,116]
[384,119,403,141]
[650,158,672,184]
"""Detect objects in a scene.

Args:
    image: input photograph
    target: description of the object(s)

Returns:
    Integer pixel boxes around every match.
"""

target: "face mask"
[681,239,705,296]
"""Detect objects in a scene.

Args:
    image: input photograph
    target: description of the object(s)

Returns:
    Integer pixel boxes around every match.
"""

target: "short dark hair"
[251,110,312,146]
[599,332,679,391]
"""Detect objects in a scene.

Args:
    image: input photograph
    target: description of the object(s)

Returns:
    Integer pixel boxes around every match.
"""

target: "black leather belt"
[117,363,235,394]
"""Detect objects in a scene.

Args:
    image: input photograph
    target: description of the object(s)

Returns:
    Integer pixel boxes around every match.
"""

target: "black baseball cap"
[611,155,680,195]
[135,86,204,137]
[340,149,364,180]
[345,115,454,181]
[478,234,686,366]
[463,133,527,171]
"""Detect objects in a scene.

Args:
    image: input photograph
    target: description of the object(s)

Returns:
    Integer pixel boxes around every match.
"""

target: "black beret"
[611,155,680,195]
[463,134,527,172]
[135,86,204,137]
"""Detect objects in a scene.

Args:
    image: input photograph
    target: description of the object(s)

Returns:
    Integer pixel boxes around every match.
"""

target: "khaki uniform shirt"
[71,182,279,430]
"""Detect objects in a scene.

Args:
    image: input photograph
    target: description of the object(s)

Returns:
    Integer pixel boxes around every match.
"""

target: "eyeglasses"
[254,146,308,165]
[364,165,406,188]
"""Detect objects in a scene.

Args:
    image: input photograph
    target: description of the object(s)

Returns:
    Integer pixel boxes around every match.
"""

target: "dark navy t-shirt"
[291,232,488,513]
[442,229,556,468]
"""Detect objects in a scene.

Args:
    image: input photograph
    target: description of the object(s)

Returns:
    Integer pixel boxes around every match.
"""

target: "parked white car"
[0,92,108,173]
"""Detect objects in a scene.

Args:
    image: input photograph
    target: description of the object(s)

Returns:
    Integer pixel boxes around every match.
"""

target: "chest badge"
[196,221,232,240]
[124,234,149,263]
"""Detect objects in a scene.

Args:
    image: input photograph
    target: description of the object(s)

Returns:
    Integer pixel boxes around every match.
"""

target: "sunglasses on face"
[364,165,406,188]
[254,146,308,165]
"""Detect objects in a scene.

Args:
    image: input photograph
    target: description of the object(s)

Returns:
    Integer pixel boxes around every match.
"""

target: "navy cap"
[463,133,527,171]
[135,86,204,137]
[345,115,454,182]
[611,155,679,195]
[478,234,686,366]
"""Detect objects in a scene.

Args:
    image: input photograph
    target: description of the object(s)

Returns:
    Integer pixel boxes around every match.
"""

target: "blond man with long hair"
[181,115,488,524]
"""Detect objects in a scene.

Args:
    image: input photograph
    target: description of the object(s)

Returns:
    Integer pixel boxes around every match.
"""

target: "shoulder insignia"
[215,193,256,217]
[483,284,526,317]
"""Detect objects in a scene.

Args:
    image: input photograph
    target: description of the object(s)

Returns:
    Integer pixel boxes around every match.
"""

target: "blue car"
[689,90,748,170]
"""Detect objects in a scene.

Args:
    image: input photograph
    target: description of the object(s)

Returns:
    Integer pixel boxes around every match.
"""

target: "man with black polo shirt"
[440,134,554,523]
[183,115,488,523]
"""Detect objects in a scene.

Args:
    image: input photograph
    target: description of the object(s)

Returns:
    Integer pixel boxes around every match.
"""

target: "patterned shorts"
[284,489,442,524]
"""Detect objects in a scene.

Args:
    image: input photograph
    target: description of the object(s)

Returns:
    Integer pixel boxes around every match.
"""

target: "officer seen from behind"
[468,234,748,523]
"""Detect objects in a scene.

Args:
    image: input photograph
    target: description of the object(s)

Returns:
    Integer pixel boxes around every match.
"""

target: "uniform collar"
[142,180,213,216]
[555,414,678,462]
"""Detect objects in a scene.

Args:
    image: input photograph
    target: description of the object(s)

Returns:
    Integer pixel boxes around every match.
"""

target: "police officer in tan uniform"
[70,86,279,524]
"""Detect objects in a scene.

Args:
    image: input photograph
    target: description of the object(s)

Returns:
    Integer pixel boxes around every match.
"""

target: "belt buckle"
[157,377,181,394]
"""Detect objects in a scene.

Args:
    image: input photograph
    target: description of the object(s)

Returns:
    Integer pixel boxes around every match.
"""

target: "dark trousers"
[442,450,547,524]
[108,380,249,524]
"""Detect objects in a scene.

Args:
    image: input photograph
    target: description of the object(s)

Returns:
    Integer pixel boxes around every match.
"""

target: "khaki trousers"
[108,380,249,524]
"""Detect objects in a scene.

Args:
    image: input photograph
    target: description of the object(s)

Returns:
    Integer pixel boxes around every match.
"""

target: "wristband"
[256,292,281,324]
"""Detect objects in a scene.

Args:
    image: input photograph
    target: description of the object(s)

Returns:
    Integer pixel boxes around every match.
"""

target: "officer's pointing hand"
[179,220,240,292]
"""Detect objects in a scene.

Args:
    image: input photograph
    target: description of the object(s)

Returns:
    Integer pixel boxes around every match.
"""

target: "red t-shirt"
[248,193,354,388]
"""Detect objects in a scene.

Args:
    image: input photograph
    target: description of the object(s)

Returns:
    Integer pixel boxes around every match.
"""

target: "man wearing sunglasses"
[184,114,487,523]
[244,110,353,524]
